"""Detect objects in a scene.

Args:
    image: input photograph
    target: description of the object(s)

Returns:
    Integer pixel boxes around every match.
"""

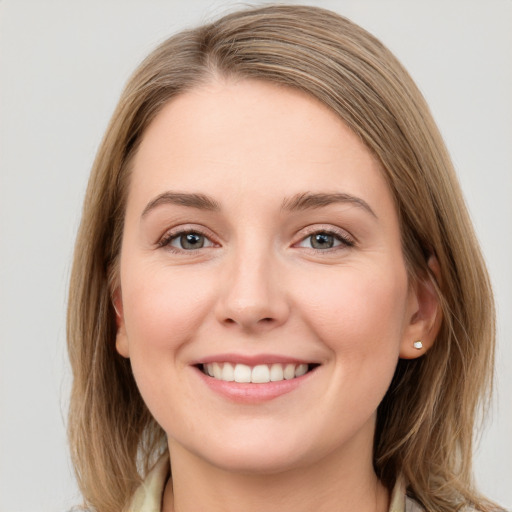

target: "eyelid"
[155,223,355,252]
[156,224,219,250]
[293,224,356,249]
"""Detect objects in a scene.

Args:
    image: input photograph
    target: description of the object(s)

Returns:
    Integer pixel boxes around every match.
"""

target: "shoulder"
[404,497,508,512]
[405,495,424,512]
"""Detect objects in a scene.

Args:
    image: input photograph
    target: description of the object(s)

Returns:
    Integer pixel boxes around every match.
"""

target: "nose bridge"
[216,235,288,331]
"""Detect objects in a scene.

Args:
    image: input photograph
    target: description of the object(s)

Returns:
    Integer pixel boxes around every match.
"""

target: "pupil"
[312,233,333,249]
[181,233,204,249]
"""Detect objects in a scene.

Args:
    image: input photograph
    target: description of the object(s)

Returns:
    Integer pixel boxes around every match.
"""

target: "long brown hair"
[67,5,497,511]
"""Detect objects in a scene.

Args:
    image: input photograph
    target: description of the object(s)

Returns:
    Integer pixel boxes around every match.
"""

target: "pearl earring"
[413,340,423,350]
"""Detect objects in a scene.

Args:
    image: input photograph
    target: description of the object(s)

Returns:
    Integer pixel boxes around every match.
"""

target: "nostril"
[223,317,274,326]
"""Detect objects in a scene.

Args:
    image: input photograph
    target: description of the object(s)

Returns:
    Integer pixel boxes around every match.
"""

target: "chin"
[171,425,318,476]
[200,445,310,475]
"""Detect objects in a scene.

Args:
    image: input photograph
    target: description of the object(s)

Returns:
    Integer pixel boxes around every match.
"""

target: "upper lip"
[190,353,318,366]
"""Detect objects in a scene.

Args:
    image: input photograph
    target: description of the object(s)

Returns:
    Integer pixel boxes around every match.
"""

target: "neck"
[163,427,389,512]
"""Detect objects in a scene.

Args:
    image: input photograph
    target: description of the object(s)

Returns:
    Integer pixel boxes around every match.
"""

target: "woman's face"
[115,79,426,474]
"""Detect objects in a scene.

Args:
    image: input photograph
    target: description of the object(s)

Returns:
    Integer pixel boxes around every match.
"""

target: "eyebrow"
[141,190,376,219]
[141,192,221,218]
[281,192,377,218]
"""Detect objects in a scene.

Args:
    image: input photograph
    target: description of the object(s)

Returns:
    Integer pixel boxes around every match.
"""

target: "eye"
[297,230,354,250]
[159,230,215,251]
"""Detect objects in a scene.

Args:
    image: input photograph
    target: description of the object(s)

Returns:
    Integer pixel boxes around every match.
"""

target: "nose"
[214,246,290,333]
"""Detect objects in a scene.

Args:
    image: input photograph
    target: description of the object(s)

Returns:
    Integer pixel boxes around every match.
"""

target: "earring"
[413,340,423,350]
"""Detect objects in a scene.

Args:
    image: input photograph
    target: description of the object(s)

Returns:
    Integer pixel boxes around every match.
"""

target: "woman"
[67,5,501,512]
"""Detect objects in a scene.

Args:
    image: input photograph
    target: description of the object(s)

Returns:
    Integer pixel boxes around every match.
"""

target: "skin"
[115,78,439,512]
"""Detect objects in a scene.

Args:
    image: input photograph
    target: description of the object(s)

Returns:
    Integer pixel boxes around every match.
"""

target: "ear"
[112,287,130,358]
[400,255,442,359]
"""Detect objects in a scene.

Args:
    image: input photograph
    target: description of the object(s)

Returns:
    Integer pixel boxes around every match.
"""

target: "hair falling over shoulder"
[67,5,500,512]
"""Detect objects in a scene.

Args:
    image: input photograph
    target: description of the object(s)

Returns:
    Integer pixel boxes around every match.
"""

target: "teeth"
[221,362,234,381]
[202,362,311,383]
[283,363,295,380]
[212,362,222,379]
[234,363,252,382]
[295,363,308,377]
[270,363,284,381]
[251,364,270,383]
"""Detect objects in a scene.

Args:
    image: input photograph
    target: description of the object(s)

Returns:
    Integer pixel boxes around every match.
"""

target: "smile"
[200,362,314,383]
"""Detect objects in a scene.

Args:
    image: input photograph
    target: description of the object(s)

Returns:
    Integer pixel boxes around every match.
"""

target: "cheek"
[119,264,217,427]
[296,265,409,360]
[121,263,216,352]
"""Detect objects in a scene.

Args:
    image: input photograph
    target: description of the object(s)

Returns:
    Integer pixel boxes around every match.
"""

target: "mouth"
[197,362,319,384]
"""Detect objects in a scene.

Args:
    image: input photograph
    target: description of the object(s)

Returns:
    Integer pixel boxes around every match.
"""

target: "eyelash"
[157,227,355,253]
[157,228,217,253]
[295,227,355,251]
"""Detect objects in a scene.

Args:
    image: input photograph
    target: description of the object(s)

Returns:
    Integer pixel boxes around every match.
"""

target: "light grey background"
[0,1,510,511]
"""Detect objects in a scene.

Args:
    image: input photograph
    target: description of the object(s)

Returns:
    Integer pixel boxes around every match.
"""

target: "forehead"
[128,78,392,215]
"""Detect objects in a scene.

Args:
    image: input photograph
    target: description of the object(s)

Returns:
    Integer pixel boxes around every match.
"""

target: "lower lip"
[194,367,315,403]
